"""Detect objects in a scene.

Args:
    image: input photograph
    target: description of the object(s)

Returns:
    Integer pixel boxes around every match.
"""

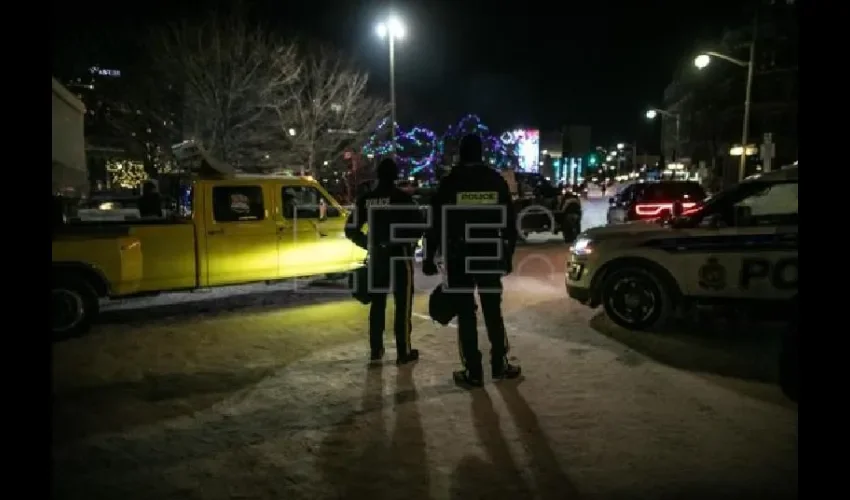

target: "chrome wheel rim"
[52,289,84,332]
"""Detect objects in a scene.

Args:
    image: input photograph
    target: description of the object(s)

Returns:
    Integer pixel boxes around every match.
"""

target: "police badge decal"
[698,257,726,290]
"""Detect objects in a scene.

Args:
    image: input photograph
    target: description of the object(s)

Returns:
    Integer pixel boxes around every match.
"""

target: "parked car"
[607,181,707,224]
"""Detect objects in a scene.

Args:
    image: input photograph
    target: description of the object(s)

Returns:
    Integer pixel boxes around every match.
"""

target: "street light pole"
[695,13,758,182]
[674,114,681,160]
[389,34,397,155]
[376,16,405,159]
[739,38,756,181]
[645,108,681,161]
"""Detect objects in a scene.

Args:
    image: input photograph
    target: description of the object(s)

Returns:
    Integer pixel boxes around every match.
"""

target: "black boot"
[396,348,420,366]
[492,357,521,380]
[453,366,484,388]
[370,347,385,363]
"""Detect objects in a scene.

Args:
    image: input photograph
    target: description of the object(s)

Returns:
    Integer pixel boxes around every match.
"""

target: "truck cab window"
[212,186,265,222]
[282,186,339,219]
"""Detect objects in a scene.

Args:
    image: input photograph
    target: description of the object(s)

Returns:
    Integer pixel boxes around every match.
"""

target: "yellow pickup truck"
[51,174,366,339]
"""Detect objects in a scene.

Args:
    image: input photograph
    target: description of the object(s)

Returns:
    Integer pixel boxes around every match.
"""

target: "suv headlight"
[570,237,593,255]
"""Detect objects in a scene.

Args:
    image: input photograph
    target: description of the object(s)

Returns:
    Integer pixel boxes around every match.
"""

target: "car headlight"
[570,237,593,255]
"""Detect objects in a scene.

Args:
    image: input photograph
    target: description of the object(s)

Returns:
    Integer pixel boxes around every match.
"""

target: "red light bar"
[635,202,696,217]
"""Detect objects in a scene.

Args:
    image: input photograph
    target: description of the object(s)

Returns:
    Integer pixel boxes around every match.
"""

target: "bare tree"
[272,47,390,176]
[149,14,301,167]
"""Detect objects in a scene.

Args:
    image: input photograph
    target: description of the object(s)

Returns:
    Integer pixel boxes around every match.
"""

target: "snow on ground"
[54,198,798,499]
[53,307,797,500]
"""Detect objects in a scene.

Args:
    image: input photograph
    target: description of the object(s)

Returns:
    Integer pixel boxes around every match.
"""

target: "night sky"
[53,0,752,153]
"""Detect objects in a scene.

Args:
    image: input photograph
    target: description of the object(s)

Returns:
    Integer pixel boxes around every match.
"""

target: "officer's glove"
[422,259,439,276]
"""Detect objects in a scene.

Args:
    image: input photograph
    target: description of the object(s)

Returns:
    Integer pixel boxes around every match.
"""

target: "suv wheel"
[601,267,671,331]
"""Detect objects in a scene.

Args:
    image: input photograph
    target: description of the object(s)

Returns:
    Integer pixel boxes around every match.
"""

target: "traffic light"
[587,153,598,166]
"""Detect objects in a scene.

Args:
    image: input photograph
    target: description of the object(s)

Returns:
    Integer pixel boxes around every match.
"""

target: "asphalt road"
[51,198,797,500]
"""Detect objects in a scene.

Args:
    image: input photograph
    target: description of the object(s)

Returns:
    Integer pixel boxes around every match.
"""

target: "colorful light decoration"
[361,113,521,175]
[362,117,439,174]
[362,117,396,158]
[438,114,515,169]
[400,126,438,173]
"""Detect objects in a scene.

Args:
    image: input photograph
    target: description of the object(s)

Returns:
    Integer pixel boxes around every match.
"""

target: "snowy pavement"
[52,199,797,499]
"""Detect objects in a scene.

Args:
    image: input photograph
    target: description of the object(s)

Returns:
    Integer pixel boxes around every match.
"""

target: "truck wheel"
[561,213,581,243]
[52,276,99,341]
[601,267,671,331]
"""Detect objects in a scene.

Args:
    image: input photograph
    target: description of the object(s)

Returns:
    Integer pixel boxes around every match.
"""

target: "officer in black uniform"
[422,134,521,387]
[345,158,424,365]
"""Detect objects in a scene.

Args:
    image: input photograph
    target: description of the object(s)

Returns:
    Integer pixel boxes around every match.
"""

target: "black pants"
[445,260,509,371]
[368,250,415,355]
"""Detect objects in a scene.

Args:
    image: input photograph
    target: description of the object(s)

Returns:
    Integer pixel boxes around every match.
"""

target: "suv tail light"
[635,202,696,217]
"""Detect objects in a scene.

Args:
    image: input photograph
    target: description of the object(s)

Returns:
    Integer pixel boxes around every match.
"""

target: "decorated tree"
[493,131,520,169]
[361,117,395,163]
[361,120,438,178]
[439,113,488,164]
[397,126,438,177]
[438,114,516,169]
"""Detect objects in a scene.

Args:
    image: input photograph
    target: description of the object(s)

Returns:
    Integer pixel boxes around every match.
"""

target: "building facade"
[62,63,184,189]
[661,0,797,185]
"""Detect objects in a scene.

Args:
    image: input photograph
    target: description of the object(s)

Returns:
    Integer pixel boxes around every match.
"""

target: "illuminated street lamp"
[693,54,711,69]
[694,38,757,181]
[375,15,406,154]
[645,107,681,160]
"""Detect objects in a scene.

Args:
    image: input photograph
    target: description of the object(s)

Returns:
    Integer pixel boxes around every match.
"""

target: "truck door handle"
[208,228,224,235]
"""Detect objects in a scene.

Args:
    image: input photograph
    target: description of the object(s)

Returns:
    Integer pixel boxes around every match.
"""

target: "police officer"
[345,158,424,365]
[422,134,521,387]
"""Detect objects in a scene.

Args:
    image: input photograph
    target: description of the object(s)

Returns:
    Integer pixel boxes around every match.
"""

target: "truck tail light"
[635,202,696,217]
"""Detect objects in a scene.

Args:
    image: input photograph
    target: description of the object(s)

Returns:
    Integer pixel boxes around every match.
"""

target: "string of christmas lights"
[438,114,514,169]
[362,118,439,173]
[106,159,148,189]
[361,113,521,175]
[402,126,438,173]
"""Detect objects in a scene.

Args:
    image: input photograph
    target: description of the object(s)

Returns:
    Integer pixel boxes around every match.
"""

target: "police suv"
[565,167,798,330]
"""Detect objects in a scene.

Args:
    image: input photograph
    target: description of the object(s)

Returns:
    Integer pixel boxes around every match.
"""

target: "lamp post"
[694,19,757,181]
[375,16,405,155]
[645,108,681,160]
